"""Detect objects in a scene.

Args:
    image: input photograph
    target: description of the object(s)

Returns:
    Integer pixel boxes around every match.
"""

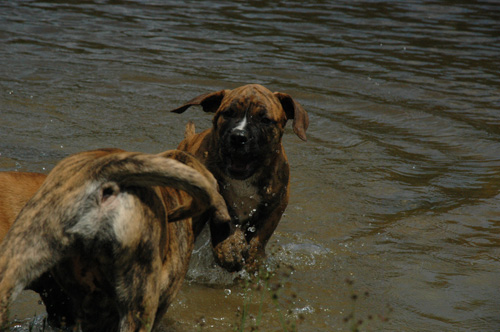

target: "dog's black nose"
[230,129,249,146]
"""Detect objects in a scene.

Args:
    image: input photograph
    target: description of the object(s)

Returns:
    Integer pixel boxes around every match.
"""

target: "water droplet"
[224,289,231,296]
[248,226,256,233]
[249,209,257,217]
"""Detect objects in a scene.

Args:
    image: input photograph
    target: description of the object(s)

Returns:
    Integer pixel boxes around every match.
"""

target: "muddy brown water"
[1,1,499,331]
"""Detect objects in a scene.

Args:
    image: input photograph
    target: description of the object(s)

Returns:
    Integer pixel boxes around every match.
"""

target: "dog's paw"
[239,238,266,272]
[212,228,249,272]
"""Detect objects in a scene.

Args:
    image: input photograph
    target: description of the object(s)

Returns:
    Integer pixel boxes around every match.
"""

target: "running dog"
[171,84,309,271]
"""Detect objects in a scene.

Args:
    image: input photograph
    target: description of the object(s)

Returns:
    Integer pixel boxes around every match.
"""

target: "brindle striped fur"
[0,149,229,332]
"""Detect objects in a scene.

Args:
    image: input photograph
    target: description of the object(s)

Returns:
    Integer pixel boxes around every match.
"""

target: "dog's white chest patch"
[222,176,261,224]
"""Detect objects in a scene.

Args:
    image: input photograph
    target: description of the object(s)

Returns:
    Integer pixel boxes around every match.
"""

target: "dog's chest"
[221,177,261,224]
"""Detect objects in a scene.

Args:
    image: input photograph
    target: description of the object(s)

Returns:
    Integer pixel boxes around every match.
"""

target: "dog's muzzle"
[230,129,248,146]
[221,128,259,180]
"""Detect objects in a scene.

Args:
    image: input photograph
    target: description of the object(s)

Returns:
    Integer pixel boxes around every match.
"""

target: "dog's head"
[171,84,309,180]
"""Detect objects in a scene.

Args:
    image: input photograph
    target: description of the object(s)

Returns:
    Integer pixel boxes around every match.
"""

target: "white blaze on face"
[234,114,248,131]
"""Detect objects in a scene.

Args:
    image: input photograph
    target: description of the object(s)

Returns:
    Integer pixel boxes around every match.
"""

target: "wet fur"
[171,84,308,271]
[0,149,229,332]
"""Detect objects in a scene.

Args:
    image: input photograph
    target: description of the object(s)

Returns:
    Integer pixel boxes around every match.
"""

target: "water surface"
[1,1,499,331]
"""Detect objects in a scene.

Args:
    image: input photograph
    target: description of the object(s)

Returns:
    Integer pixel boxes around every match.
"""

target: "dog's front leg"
[211,222,249,272]
[246,204,287,271]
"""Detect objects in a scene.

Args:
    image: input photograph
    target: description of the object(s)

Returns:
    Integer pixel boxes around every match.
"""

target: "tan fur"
[171,84,308,271]
[0,148,229,332]
[0,172,46,243]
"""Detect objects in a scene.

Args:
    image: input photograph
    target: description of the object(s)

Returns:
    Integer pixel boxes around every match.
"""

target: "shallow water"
[1,0,499,331]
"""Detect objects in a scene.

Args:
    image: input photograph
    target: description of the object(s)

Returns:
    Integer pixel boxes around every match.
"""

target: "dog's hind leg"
[114,257,162,332]
[0,213,66,327]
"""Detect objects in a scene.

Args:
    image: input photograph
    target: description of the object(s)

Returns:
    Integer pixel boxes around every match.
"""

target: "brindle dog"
[0,149,229,332]
[171,84,309,271]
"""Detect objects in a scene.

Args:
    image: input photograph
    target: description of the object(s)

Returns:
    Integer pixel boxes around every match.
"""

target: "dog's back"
[0,172,46,242]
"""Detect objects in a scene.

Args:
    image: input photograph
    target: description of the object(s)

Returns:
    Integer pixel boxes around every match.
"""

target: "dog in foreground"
[0,148,229,332]
[171,84,309,271]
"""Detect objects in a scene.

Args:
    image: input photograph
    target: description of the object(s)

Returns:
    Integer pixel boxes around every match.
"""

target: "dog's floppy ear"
[170,90,229,114]
[274,92,309,141]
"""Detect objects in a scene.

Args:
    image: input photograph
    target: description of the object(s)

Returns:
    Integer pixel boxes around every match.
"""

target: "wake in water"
[186,225,331,286]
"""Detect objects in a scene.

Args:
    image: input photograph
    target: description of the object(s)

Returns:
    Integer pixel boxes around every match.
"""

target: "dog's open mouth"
[225,155,258,180]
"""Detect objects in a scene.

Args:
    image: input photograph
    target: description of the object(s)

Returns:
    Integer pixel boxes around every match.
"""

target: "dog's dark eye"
[261,117,276,125]
[221,110,235,119]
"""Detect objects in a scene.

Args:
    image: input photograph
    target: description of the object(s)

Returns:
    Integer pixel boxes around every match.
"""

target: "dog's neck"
[204,135,289,230]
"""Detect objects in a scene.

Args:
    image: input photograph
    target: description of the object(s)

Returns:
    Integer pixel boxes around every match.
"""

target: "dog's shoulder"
[177,127,213,161]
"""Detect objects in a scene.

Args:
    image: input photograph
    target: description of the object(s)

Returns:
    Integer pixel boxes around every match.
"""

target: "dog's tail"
[99,151,229,224]
[184,120,196,139]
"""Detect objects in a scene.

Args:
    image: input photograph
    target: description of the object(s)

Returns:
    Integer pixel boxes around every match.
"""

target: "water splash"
[9,315,58,332]
[269,241,331,268]
[186,225,237,285]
